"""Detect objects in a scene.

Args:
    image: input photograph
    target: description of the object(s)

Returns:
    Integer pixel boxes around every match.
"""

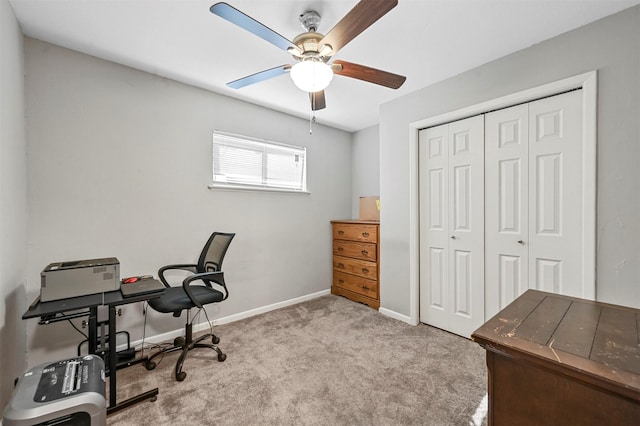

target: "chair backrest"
[197,232,235,273]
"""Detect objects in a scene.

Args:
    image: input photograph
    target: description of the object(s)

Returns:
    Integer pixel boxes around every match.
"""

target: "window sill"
[207,184,310,195]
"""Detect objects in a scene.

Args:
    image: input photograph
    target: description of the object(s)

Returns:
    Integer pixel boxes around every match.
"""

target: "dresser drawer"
[332,223,378,243]
[333,255,377,280]
[333,270,378,299]
[333,240,377,261]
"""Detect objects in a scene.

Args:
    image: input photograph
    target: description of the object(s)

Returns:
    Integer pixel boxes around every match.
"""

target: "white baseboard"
[125,289,331,351]
[212,289,330,326]
[379,307,418,326]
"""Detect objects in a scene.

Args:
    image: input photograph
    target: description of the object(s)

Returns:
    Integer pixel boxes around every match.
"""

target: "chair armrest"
[158,264,198,287]
[182,271,228,309]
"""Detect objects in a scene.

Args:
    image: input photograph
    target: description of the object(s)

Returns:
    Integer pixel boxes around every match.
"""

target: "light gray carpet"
[108,295,488,425]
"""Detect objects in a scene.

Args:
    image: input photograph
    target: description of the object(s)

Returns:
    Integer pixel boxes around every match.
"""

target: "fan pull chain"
[309,110,316,134]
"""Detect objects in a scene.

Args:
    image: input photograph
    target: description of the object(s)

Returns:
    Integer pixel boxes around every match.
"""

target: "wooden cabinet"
[472,290,640,425]
[331,220,379,309]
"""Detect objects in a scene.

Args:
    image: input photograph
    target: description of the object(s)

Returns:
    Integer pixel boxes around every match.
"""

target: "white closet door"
[485,104,529,319]
[419,124,448,329]
[528,90,583,298]
[485,90,584,319]
[419,115,484,338]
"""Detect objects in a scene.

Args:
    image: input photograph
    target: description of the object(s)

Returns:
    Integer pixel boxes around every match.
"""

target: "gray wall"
[351,125,380,218]
[379,5,640,316]
[24,38,352,366]
[0,0,27,410]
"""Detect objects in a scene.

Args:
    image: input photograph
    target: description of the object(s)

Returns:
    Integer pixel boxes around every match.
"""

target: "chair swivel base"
[145,323,226,381]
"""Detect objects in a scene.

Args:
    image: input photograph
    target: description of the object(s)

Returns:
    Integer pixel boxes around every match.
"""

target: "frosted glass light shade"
[290,60,333,92]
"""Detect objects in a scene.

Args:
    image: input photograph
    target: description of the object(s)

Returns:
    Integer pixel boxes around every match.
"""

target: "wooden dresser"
[472,290,640,425]
[331,220,379,309]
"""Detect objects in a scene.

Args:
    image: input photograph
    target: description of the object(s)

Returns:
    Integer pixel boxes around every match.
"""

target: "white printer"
[40,258,120,302]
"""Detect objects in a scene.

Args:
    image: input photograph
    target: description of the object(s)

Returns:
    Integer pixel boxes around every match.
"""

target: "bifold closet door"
[419,115,484,338]
[485,90,584,319]
[484,104,529,318]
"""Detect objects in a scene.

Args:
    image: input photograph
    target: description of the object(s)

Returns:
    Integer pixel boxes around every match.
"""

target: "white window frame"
[209,130,309,194]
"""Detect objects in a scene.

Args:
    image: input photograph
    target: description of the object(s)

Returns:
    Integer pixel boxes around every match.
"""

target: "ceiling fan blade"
[310,91,326,111]
[210,2,299,54]
[319,0,397,56]
[332,60,406,89]
[227,65,291,89]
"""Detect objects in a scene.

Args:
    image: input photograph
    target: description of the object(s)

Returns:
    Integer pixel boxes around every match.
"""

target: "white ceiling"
[9,0,640,132]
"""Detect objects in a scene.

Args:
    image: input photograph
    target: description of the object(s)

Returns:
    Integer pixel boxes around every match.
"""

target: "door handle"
[517,240,525,245]
[450,236,456,240]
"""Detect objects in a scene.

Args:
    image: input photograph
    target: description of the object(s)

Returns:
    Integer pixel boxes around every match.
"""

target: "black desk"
[23,289,164,414]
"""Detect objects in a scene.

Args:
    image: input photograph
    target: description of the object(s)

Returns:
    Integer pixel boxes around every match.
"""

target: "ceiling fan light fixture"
[290,60,334,92]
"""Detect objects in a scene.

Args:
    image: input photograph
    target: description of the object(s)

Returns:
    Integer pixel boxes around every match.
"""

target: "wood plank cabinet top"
[472,290,640,402]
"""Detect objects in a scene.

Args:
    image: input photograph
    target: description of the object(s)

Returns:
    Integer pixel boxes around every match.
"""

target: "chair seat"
[148,286,225,314]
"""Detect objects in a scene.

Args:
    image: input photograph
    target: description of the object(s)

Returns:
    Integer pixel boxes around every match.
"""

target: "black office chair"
[145,231,235,381]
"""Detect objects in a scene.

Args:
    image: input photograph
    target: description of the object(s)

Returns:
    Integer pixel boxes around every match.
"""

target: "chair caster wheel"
[212,335,220,344]
[176,371,187,381]
[150,396,157,402]
[174,337,185,347]
[145,361,156,371]
[218,353,227,362]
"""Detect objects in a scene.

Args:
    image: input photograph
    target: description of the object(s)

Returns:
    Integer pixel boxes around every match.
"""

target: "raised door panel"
[453,249,472,317]
[485,103,529,319]
[528,90,583,298]
[428,247,445,310]
[419,124,449,323]
[419,115,485,338]
[448,116,485,336]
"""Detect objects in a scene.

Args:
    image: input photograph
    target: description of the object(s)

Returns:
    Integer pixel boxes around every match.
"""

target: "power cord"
[137,301,173,367]
[61,312,88,340]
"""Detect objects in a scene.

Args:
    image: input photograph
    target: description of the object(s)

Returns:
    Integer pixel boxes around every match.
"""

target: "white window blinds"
[212,131,307,192]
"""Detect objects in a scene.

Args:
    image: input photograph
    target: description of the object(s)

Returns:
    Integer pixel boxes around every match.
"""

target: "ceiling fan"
[209,0,406,111]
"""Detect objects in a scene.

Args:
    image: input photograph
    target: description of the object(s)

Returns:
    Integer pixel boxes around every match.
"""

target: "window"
[211,131,308,193]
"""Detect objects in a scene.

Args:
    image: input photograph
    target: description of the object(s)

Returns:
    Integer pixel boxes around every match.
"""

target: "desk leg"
[88,307,98,354]
[108,305,117,409]
[106,304,158,415]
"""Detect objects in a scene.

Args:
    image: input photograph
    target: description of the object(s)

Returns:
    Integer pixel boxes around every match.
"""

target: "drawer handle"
[362,232,369,237]
[338,279,344,283]
[361,250,368,256]
[338,230,344,235]
[337,263,345,269]
[362,268,369,274]
[338,247,344,251]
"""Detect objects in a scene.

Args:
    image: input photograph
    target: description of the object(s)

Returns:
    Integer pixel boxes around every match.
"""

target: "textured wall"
[0,0,27,410]
[351,125,380,219]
